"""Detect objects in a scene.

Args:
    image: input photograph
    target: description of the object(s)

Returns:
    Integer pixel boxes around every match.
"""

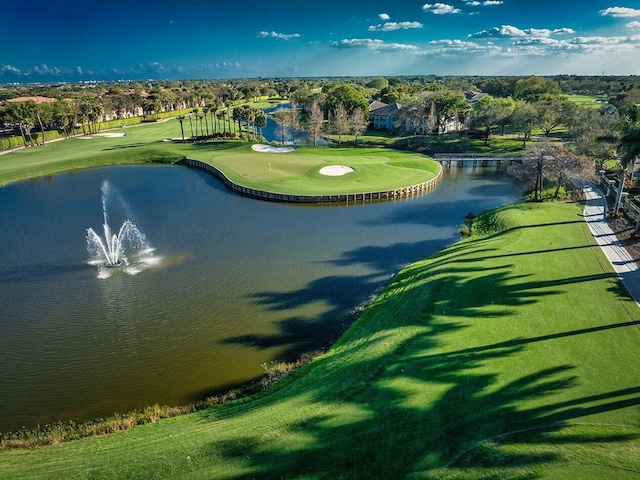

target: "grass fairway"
[2,200,640,479]
[0,121,440,197]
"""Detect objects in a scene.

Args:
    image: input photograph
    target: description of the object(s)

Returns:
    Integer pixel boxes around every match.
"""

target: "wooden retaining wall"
[183,157,443,205]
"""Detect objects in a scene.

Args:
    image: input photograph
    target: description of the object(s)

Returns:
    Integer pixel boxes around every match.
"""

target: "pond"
[0,163,521,433]
[262,104,329,146]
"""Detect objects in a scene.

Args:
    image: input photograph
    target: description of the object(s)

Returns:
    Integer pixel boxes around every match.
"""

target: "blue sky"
[2,0,640,82]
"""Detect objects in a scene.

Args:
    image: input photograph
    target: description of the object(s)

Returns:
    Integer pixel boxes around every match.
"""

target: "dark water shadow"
[0,261,88,283]
[102,142,146,150]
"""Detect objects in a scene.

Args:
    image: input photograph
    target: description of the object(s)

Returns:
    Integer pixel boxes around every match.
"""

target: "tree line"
[2,76,640,209]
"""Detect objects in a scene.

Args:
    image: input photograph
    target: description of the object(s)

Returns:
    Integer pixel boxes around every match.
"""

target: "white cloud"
[331,38,418,52]
[257,31,301,40]
[600,6,640,17]
[465,0,503,5]
[1,64,21,75]
[29,64,70,76]
[422,3,461,14]
[215,62,241,69]
[414,28,640,61]
[523,34,640,55]
[379,13,390,20]
[627,20,640,28]
[469,25,575,38]
[417,39,503,57]
[469,25,527,37]
[369,21,423,32]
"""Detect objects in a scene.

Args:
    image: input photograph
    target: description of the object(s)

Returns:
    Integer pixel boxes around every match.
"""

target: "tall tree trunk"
[18,122,28,146]
[36,112,46,145]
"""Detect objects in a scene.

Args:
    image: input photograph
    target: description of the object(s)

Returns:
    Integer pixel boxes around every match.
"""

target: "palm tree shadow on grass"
[201,257,640,478]
[223,223,622,365]
[202,325,640,478]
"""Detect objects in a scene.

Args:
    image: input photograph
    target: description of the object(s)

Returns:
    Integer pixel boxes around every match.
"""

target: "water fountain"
[86,180,158,277]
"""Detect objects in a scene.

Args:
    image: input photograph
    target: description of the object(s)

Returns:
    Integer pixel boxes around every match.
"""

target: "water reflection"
[262,104,329,146]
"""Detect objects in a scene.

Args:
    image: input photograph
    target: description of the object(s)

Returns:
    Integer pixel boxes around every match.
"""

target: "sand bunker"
[319,165,354,177]
[94,133,126,138]
[80,133,126,139]
[252,144,295,153]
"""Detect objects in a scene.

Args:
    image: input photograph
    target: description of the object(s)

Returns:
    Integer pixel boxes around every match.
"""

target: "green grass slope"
[2,200,639,479]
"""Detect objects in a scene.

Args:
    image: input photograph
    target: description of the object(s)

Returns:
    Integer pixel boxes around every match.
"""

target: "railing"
[598,170,640,222]
[432,153,521,168]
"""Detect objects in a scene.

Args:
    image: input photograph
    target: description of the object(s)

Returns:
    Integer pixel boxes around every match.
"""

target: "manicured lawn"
[204,145,441,195]
[2,201,639,479]
[0,121,440,196]
[566,94,609,109]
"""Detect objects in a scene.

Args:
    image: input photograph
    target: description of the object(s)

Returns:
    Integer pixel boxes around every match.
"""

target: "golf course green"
[1,120,640,478]
[1,193,639,478]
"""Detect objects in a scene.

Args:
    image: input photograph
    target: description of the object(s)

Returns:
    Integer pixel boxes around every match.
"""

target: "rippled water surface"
[0,164,521,432]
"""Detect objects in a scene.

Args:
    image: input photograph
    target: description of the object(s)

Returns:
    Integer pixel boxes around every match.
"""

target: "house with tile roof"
[5,96,58,104]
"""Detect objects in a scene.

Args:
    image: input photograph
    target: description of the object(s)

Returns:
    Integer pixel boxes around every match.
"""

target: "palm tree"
[4,102,29,146]
[209,100,220,136]
[246,107,257,141]
[52,100,74,139]
[176,115,186,143]
[187,114,194,139]
[202,106,211,137]
[198,113,205,140]
[33,101,48,145]
[79,101,93,135]
[254,111,267,141]
[192,108,200,138]
[217,110,226,136]
[233,107,244,139]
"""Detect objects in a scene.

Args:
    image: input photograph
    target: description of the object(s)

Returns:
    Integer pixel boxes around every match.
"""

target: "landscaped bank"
[2,200,639,479]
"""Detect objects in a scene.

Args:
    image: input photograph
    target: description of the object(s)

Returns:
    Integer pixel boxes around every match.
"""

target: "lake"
[0,163,521,432]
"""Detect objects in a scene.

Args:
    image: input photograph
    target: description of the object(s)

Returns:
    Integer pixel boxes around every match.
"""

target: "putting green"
[202,145,441,196]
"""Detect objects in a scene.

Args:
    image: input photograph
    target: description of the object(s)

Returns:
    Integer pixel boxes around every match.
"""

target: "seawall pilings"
[183,157,443,205]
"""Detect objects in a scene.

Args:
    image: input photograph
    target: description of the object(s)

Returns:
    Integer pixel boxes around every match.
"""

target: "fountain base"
[104,262,123,268]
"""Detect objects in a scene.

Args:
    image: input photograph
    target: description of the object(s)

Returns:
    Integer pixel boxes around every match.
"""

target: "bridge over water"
[433,153,522,168]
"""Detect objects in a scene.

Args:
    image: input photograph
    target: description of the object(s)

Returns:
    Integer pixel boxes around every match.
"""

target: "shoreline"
[0,282,386,448]
[184,157,443,204]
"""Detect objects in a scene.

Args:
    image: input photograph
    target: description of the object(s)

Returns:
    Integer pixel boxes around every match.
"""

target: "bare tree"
[508,141,592,201]
[306,100,324,147]
[289,99,300,146]
[332,102,349,146]
[272,109,291,145]
[350,107,367,147]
